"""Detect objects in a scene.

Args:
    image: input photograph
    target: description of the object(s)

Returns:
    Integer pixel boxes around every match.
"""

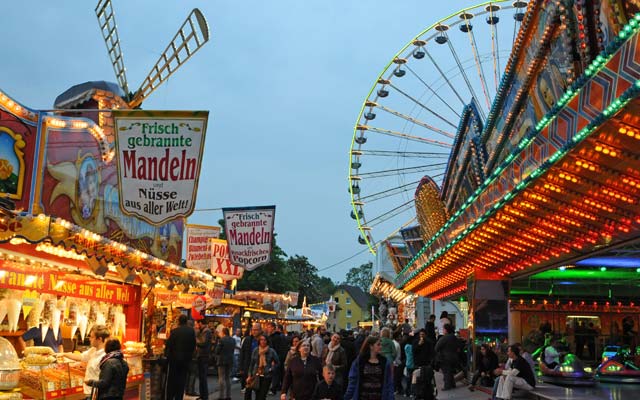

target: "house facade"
[327,285,371,331]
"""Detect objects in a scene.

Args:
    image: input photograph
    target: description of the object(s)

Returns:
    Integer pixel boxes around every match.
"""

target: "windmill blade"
[128,9,210,108]
[95,0,130,96]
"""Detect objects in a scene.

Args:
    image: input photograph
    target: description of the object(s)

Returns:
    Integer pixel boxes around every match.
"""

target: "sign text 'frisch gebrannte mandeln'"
[113,110,209,226]
[222,206,275,271]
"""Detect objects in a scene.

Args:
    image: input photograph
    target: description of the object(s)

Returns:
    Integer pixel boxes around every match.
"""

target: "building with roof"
[326,284,372,331]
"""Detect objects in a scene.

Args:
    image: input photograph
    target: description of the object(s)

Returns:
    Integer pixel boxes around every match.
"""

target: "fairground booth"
[0,3,217,389]
[348,0,640,375]
[0,80,214,399]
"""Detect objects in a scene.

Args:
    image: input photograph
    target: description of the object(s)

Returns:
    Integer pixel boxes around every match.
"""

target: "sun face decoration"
[0,159,13,180]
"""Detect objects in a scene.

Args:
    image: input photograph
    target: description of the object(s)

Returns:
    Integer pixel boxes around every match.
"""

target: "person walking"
[85,339,129,400]
[321,333,347,390]
[240,323,262,392]
[379,327,397,364]
[215,327,235,400]
[403,333,414,397]
[233,328,243,381]
[284,335,301,372]
[165,314,197,400]
[311,364,343,400]
[246,335,279,400]
[425,315,437,343]
[311,327,325,358]
[438,311,452,337]
[412,329,434,369]
[267,322,289,395]
[195,319,212,400]
[63,324,110,399]
[434,323,458,391]
[344,336,394,400]
[281,339,322,400]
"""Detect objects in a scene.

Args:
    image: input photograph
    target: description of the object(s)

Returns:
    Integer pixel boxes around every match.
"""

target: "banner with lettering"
[0,262,135,305]
[210,239,244,280]
[222,206,275,271]
[185,224,220,271]
[113,110,209,226]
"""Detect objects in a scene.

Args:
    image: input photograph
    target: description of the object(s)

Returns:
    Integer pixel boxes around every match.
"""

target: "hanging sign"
[210,239,244,280]
[222,206,275,271]
[113,110,209,226]
[185,224,220,271]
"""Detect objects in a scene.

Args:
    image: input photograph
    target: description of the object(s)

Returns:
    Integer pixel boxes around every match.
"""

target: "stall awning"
[0,211,213,288]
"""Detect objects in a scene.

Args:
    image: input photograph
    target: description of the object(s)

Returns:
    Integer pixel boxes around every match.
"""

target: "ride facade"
[350,0,640,386]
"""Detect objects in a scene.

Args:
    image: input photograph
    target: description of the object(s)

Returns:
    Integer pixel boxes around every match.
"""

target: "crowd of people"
[160,311,545,400]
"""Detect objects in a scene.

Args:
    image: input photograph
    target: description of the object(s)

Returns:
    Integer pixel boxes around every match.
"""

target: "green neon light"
[529,269,640,280]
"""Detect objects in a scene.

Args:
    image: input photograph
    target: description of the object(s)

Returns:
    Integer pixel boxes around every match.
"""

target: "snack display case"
[0,337,21,399]
[19,363,76,400]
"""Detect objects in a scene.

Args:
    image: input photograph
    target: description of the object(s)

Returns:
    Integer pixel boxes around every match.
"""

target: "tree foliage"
[344,262,373,293]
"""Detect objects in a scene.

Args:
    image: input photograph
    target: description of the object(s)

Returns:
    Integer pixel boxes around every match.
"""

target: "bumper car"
[596,353,640,383]
[539,354,596,386]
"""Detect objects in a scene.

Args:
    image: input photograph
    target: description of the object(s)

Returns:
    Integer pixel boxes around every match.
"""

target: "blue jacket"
[344,354,393,400]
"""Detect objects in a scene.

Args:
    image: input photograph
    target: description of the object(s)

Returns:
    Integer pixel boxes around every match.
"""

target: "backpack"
[412,365,437,400]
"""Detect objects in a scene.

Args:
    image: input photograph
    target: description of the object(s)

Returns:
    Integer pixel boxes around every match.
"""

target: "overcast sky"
[4,0,487,283]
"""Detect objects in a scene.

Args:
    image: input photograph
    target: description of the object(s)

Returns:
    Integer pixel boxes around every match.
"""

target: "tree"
[344,262,373,293]
[287,255,325,305]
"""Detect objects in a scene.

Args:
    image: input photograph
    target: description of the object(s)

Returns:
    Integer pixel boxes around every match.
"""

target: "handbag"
[246,374,260,390]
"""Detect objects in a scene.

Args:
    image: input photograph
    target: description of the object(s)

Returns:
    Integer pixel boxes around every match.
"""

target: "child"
[312,364,343,400]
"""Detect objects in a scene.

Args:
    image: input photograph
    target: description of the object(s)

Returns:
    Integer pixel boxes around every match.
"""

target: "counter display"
[19,359,143,400]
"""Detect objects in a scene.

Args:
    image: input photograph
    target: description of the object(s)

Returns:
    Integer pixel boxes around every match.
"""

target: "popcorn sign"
[222,206,275,271]
[210,238,244,280]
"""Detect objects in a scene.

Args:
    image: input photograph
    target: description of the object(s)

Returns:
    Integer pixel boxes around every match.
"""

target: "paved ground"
[183,373,640,400]
[184,372,492,400]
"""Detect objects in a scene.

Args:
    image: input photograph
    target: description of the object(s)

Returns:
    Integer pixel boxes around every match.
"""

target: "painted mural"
[38,122,184,264]
[0,109,37,208]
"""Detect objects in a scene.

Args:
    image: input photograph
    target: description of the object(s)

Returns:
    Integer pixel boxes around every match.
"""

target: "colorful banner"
[185,224,220,271]
[210,239,244,281]
[222,206,275,271]
[113,110,209,225]
[0,262,135,304]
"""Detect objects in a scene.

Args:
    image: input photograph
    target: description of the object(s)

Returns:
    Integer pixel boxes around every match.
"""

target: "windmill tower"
[54,0,210,139]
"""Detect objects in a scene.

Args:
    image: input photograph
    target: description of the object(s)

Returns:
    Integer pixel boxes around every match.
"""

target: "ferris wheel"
[349,0,528,254]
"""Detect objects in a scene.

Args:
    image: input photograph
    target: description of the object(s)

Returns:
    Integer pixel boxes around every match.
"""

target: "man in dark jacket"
[412,329,434,368]
[165,314,196,400]
[240,322,262,392]
[216,327,236,400]
[195,319,212,400]
[434,323,458,391]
